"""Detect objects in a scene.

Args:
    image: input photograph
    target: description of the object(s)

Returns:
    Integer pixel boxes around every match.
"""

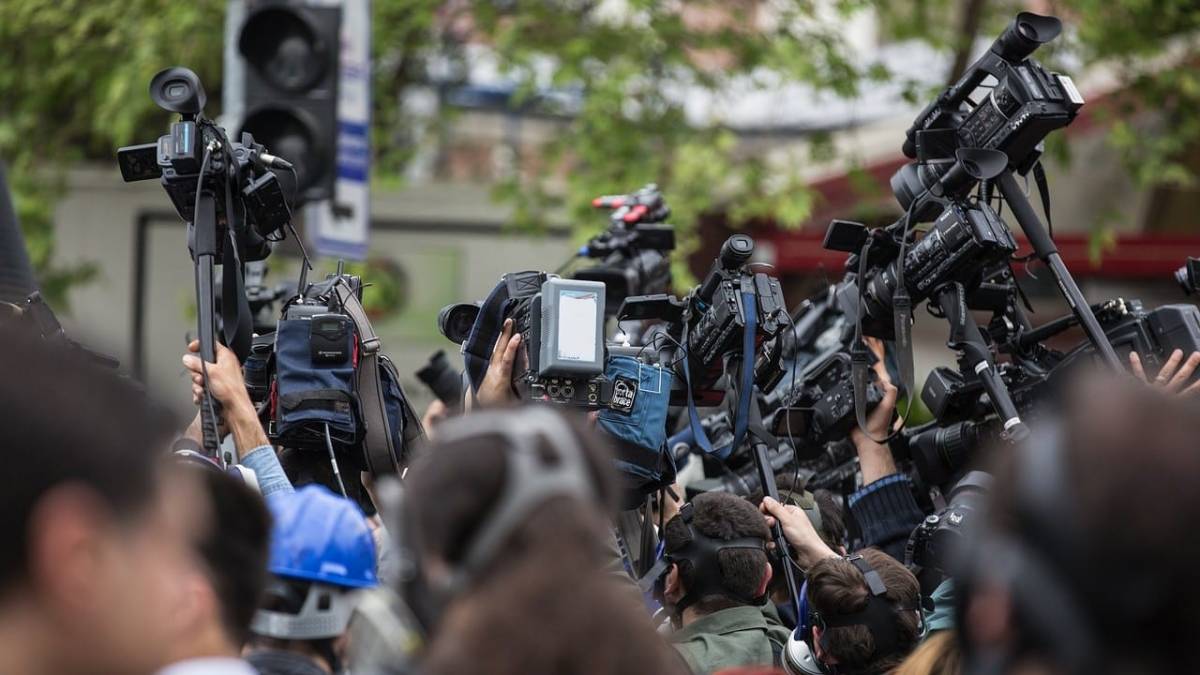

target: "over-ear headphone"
[387,407,602,630]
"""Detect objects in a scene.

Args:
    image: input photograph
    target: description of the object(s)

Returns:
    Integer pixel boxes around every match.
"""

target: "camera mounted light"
[991,12,1062,63]
[238,6,330,93]
[149,67,207,117]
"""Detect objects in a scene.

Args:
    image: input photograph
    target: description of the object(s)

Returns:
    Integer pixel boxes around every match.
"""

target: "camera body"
[906,471,991,597]
[574,184,676,314]
[830,201,1018,339]
[504,273,613,408]
[117,68,290,262]
[902,13,1079,174]
[763,351,884,457]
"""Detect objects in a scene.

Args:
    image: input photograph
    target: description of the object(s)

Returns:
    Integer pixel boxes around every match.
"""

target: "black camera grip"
[200,388,223,456]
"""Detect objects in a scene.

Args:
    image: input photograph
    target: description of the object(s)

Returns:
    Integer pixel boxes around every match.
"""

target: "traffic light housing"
[236,2,341,206]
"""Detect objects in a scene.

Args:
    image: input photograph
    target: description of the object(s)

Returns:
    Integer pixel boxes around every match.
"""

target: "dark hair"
[807,548,921,674]
[188,465,272,646]
[0,324,179,592]
[278,447,375,515]
[980,375,1200,673]
[812,489,847,551]
[663,491,771,615]
[407,407,687,675]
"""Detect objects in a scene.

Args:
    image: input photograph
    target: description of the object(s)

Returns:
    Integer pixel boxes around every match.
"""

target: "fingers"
[1166,351,1200,392]
[1129,351,1147,381]
[492,319,514,361]
[182,353,203,374]
[1182,378,1200,397]
[865,337,892,387]
[187,339,200,354]
[760,496,789,521]
[1156,349,1184,385]
[498,331,521,376]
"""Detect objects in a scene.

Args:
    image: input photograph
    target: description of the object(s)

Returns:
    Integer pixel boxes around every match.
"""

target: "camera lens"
[436,303,481,344]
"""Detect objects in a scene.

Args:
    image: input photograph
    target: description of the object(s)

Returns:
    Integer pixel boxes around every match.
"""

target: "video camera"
[117,66,299,457]
[117,68,292,265]
[622,234,788,402]
[505,272,614,408]
[900,12,1082,181]
[573,184,676,312]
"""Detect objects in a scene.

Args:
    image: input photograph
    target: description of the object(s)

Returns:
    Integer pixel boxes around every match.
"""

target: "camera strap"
[332,278,400,476]
[1032,161,1053,240]
[220,154,252,362]
[680,290,757,460]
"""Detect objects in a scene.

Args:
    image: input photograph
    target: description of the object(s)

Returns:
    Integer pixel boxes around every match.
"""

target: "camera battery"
[310,313,353,364]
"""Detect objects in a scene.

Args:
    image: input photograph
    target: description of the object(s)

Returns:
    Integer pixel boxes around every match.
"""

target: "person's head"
[247,485,377,674]
[751,476,848,605]
[960,374,1200,674]
[807,548,922,675]
[662,491,772,620]
[399,406,686,675]
[0,323,194,675]
[812,489,847,554]
[167,459,272,661]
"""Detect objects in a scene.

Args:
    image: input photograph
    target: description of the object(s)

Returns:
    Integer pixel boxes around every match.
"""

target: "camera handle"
[746,398,804,621]
[934,283,1029,443]
[995,171,1122,371]
[192,191,224,460]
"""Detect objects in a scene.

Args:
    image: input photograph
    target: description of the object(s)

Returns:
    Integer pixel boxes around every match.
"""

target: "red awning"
[759,229,1200,279]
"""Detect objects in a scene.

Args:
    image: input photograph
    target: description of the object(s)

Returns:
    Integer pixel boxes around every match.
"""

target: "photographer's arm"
[182,340,293,495]
[760,497,838,570]
[846,338,925,561]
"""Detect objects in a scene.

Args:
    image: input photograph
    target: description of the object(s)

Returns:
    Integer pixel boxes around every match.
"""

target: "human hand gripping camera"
[182,340,271,462]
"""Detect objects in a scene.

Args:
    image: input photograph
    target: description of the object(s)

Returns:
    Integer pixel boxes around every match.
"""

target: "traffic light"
[236,1,341,206]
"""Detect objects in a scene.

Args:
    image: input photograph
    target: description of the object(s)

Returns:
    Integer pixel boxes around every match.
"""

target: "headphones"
[172,440,262,492]
[793,554,924,674]
[637,497,770,620]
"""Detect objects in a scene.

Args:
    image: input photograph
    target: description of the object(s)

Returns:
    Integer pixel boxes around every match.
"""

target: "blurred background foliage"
[1,0,1197,306]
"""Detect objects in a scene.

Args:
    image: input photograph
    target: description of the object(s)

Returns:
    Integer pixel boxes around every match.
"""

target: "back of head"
[968,374,1200,673]
[404,407,618,581]
[663,491,771,614]
[249,485,375,671]
[0,322,179,592]
[404,407,686,675]
[186,462,272,647]
[807,548,921,674]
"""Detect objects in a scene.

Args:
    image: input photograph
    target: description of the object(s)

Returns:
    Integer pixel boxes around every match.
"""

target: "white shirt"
[157,657,260,675]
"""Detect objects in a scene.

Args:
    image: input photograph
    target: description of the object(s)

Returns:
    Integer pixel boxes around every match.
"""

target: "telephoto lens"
[415,350,464,409]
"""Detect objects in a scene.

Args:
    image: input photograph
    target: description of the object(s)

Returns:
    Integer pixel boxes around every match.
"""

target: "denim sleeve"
[848,472,925,561]
[240,445,294,496]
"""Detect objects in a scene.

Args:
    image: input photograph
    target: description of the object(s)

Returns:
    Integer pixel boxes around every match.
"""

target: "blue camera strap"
[681,290,757,460]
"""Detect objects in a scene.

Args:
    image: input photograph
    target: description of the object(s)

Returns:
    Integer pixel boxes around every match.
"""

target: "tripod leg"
[193,193,224,460]
[995,171,1122,371]
[935,285,1029,442]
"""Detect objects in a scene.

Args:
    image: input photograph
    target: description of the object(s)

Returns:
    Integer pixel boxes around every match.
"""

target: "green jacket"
[671,605,791,674]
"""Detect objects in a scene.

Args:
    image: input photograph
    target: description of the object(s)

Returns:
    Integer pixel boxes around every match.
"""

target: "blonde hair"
[893,631,960,675]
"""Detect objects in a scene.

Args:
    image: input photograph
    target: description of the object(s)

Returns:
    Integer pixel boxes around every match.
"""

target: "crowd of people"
[5,307,1200,675]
